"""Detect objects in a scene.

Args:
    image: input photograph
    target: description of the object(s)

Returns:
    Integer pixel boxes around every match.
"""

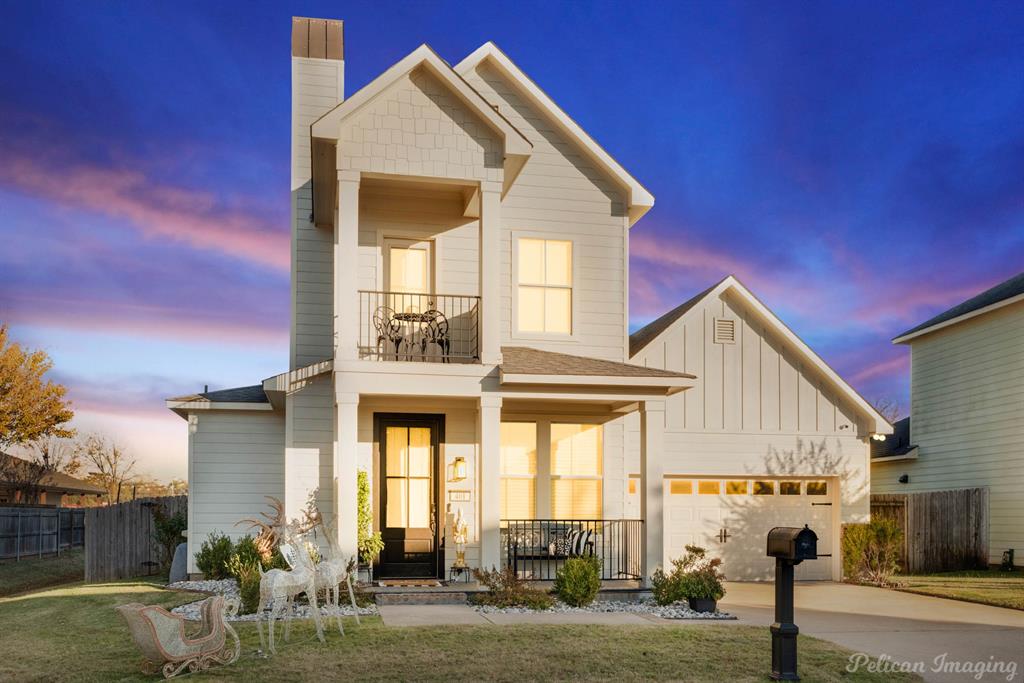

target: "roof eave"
[892,292,1024,344]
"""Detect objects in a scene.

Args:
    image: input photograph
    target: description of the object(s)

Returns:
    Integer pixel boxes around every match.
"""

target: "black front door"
[377,414,442,578]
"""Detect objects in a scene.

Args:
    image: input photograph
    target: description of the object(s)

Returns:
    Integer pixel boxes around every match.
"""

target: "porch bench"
[506,526,595,577]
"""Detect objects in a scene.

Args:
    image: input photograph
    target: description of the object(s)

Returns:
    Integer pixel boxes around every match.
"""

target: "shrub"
[357,470,384,565]
[226,554,262,614]
[553,556,601,607]
[151,505,187,571]
[195,532,235,580]
[472,566,554,610]
[231,536,263,569]
[842,519,902,586]
[650,545,726,605]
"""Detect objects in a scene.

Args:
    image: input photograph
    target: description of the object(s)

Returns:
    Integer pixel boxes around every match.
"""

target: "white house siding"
[462,62,630,363]
[292,56,343,369]
[872,301,1024,565]
[356,398,481,574]
[187,410,285,574]
[357,185,479,296]
[337,67,502,183]
[285,375,335,522]
[620,287,874,579]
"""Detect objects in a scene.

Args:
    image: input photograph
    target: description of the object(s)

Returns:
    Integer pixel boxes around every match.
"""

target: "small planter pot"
[358,562,374,585]
[688,597,717,613]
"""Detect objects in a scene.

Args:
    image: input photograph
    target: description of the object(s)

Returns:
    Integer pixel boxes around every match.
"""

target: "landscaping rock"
[167,577,378,621]
[474,599,734,619]
[168,543,189,584]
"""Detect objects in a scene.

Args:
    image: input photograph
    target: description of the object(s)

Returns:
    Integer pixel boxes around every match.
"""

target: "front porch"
[322,346,694,586]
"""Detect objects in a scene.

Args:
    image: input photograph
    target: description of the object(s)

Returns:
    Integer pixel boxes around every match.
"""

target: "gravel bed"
[475,599,734,619]
[167,578,378,621]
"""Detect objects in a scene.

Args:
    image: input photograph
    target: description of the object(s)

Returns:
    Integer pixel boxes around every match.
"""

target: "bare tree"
[870,397,903,424]
[79,434,137,504]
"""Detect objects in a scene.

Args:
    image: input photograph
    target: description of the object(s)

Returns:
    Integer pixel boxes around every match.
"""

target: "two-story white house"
[168,17,891,583]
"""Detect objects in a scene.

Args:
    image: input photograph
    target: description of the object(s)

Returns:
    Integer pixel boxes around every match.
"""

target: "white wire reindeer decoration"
[256,522,325,655]
[302,507,361,635]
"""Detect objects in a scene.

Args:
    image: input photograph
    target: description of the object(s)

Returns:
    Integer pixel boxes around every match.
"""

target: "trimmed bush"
[553,556,601,607]
[842,519,902,586]
[195,532,235,580]
[472,566,554,610]
[651,545,726,606]
[226,554,262,614]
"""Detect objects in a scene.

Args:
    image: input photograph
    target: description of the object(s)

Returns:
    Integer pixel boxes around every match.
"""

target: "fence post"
[56,509,61,557]
[15,509,21,561]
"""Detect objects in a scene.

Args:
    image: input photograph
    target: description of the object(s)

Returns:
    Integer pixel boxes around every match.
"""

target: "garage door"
[663,477,834,581]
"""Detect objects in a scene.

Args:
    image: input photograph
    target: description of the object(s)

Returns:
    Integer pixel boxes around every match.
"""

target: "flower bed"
[167,578,378,621]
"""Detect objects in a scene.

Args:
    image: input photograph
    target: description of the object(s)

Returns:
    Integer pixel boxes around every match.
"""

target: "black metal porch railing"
[358,290,480,363]
[501,519,644,581]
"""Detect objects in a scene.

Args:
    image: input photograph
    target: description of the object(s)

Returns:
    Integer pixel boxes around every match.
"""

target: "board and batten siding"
[187,410,285,574]
[614,286,873,535]
[292,56,343,369]
[463,61,630,362]
[872,301,1024,565]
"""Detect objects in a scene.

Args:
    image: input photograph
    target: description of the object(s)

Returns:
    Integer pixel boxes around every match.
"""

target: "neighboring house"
[872,272,1024,567]
[167,17,891,582]
[0,453,106,506]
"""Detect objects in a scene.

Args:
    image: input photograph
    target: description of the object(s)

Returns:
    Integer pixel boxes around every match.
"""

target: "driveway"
[720,581,1024,683]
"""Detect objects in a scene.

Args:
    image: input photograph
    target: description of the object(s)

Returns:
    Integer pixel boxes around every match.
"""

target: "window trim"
[511,231,580,342]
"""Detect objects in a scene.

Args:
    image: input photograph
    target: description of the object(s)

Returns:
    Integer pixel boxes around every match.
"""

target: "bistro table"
[391,309,449,361]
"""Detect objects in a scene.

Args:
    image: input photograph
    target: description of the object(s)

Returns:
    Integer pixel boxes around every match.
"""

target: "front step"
[375,591,469,606]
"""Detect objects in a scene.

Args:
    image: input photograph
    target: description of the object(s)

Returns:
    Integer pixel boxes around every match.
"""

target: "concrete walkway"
[720,581,1024,683]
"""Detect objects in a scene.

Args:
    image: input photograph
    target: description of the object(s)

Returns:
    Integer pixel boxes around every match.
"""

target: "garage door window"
[669,480,693,495]
[780,481,801,495]
[725,480,748,495]
[698,480,720,495]
[753,481,775,495]
[807,481,828,496]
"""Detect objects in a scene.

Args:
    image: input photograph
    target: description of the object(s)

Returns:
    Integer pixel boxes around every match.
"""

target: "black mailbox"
[767,525,817,564]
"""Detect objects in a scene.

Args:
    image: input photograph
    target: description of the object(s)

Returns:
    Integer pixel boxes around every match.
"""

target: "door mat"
[378,579,443,587]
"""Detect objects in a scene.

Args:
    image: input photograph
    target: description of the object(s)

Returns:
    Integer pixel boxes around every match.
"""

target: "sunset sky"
[1,2,1022,481]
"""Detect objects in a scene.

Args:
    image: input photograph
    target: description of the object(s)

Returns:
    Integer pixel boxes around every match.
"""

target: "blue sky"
[1,1,1022,479]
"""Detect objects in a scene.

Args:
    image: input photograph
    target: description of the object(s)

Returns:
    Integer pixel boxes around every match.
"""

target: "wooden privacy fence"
[871,488,989,573]
[85,495,187,583]
[0,506,86,560]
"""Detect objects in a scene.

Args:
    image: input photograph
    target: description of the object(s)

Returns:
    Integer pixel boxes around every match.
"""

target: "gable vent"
[713,318,736,344]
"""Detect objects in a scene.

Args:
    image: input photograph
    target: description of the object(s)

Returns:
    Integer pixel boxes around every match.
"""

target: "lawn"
[896,570,1024,610]
[0,580,920,682]
[0,547,84,597]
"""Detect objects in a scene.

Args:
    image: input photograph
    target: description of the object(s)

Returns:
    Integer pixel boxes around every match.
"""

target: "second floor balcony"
[358,290,480,363]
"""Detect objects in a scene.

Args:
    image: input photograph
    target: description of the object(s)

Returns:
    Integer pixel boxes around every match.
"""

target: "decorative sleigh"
[116,595,241,679]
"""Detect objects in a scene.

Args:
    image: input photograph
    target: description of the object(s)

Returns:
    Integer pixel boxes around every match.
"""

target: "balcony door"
[383,238,433,314]
[377,414,443,578]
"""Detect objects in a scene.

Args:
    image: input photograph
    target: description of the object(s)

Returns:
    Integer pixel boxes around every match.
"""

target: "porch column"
[335,170,360,362]
[478,394,503,569]
[335,391,359,559]
[640,399,665,586]
[479,181,502,365]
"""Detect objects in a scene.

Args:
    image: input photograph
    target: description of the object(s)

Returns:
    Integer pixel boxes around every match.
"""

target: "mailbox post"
[766,525,818,681]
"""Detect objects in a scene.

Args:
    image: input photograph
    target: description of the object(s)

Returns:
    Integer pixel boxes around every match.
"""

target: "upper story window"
[517,238,572,335]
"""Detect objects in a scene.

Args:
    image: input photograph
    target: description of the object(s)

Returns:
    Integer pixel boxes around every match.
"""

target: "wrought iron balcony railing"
[501,519,644,581]
[358,290,480,363]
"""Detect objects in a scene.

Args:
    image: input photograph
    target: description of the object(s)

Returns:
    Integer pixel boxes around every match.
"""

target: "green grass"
[896,569,1024,610]
[0,580,920,682]
[0,547,84,597]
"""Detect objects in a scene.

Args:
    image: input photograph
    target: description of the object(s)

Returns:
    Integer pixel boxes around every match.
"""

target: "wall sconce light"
[450,456,467,482]
[898,474,909,484]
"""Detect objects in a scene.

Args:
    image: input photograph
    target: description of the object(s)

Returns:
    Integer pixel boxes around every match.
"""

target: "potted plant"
[681,563,725,612]
[653,545,726,612]
[356,470,383,583]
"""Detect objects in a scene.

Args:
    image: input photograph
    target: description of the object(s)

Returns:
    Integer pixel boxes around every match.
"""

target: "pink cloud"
[0,139,289,272]
[848,353,910,384]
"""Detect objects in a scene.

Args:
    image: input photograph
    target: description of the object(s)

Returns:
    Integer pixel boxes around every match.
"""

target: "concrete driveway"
[720,581,1024,683]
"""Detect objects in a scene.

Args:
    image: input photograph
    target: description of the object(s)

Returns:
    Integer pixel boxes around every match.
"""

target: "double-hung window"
[517,238,572,335]
[499,422,537,519]
[550,423,602,519]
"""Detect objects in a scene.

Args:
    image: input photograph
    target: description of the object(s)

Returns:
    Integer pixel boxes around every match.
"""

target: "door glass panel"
[389,246,429,293]
[386,479,407,527]
[408,479,430,528]
[408,428,431,477]
[386,427,407,476]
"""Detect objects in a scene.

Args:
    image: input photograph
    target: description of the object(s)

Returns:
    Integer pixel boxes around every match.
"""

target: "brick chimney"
[290,17,343,369]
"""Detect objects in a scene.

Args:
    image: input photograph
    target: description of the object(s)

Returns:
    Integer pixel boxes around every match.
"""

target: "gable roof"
[167,385,269,404]
[312,43,532,163]
[892,271,1024,344]
[455,42,655,226]
[629,275,893,434]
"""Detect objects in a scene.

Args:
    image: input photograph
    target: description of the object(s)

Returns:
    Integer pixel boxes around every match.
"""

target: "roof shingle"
[895,271,1024,341]
[501,346,694,379]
